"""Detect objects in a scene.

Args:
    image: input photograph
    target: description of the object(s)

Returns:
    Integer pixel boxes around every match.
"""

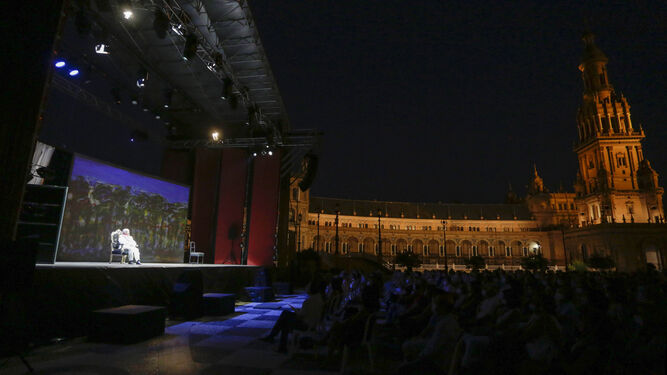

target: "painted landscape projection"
[58,155,190,262]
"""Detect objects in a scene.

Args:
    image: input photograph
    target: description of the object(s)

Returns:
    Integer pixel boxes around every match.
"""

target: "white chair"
[188,241,204,264]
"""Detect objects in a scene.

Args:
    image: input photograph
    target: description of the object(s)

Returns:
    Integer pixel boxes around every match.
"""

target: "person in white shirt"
[118,228,141,265]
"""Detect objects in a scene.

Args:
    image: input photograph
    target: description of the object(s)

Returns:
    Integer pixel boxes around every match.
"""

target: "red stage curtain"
[161,149,194,186]
[190,148,221,263]
[247,152,281,266]
[214,149,248,264]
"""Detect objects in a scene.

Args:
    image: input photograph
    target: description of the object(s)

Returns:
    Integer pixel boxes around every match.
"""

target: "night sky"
[250,1,667,204]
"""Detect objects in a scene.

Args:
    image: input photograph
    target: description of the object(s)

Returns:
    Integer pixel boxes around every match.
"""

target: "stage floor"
[37,262,254,269]
[20,261,261,341]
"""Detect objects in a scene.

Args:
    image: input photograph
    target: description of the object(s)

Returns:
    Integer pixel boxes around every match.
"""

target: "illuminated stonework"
[286,34,665,271]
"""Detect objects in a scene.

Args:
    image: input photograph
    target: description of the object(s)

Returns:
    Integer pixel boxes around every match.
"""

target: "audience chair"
[109,230,128,263]
[188,241,204,264]
[340,312,377,374]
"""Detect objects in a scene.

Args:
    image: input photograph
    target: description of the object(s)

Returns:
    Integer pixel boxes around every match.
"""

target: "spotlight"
[136,68,148,88]
[268,151,273,156]
[211,131,220,141]
[183,34,198,60]
[94,44,110,55]
[118,0,132,19]
[130,96,139,105]
[111,88,121,104]
[155,114,161,120]
[142,105,149,112]
[54,60,66,68]
[171,24,184,36]
[252,152,257,157]
[68,69,80,76]
[153,9,169,39]
[206,62,217,72]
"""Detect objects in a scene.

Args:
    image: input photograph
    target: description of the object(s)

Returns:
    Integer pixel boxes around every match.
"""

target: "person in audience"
[261,281,325,353]
[118,228,141,265]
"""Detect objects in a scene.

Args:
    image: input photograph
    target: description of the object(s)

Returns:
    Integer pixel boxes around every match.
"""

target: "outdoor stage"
[22,262,261,341]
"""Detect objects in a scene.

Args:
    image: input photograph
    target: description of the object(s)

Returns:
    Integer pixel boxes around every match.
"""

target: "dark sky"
[249,0,667,203]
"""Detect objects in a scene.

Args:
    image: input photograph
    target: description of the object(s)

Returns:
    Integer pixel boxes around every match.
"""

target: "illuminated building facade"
[287,34,666,271]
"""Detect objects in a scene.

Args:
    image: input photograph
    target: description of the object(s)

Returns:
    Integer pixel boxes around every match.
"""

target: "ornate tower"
[574,33,664,224]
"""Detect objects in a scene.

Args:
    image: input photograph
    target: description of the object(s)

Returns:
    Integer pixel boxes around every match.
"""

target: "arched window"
[472,245,478,256]
[489,246,495,256]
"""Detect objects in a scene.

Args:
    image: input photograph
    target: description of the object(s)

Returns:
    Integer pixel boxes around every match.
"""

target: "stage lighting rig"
[54,60,66,68]
[68,69,80,77]
[136,68,148,88]
[183,34,198,61]
[119,0,133,20]
[94,44,110,55]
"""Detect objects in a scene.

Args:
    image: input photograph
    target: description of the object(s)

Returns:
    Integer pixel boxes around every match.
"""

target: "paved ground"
[1,294,341,375]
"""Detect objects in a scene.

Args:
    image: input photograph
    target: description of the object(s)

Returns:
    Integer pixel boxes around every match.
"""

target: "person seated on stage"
[119,228,141,265]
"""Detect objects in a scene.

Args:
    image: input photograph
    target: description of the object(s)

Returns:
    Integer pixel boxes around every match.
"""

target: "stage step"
[244,286,274,302]
[202,293,236,316]
[89,305,166,344]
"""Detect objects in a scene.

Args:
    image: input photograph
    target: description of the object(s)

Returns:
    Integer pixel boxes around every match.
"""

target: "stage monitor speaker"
[298,154,318,191]
[169,270,203,319]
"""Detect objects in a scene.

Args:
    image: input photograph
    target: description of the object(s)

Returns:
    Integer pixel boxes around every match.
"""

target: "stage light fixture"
[136,68,148,88]
[171,24,184,36]
[211,131,220,141]
[142,105,149,112]
[54,60,66,68]
[155,114,161,120]
[68,69,80,76]
[206,62,217,72]
[95,44,110,55]
[183,34,198,60]
[123,10,133,19]
[130,96,139,105]
[153,9,169,39]
[252,152,257,157]
[268,150,273,156]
